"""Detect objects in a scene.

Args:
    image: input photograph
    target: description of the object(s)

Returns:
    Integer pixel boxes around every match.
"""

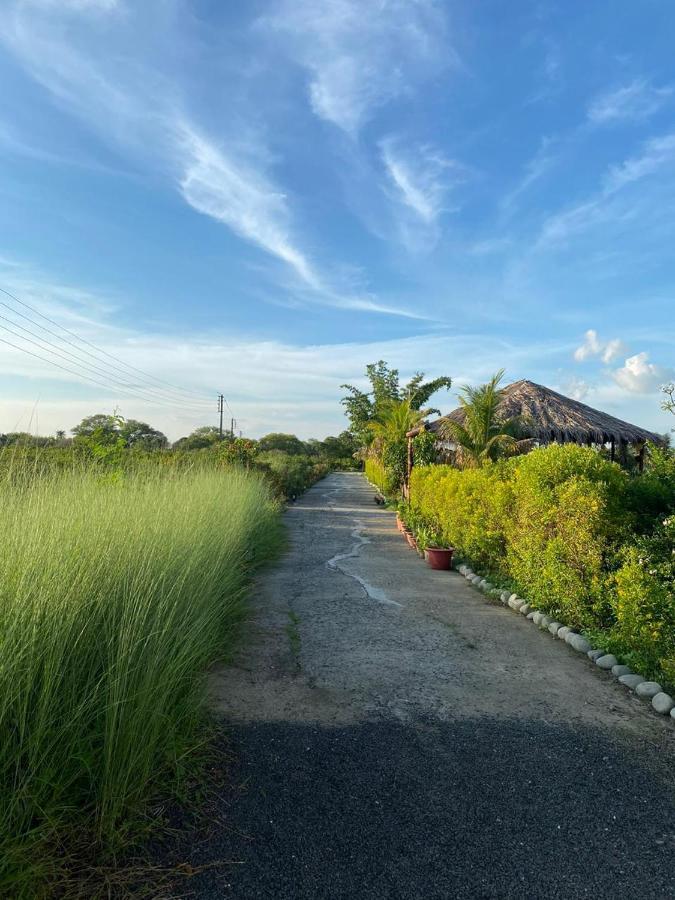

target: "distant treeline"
[0,415,360,498]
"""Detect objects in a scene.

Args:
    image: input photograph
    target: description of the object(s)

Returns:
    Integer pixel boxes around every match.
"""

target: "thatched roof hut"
[426,379,663,446]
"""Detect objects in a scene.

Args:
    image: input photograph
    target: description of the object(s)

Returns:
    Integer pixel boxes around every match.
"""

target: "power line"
[0,285,215,405]
[0,334,181,406]
[0,314,213,411]
[0,295,212,408]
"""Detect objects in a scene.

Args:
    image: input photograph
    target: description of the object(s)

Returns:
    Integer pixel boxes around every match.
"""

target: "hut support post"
[610,439,615,462]
[637,442,646,473]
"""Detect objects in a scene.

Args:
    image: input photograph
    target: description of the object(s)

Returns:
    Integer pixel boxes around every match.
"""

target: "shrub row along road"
[179,472,674,898]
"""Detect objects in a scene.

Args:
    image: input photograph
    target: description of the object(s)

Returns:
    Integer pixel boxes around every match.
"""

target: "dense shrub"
[505,445,629,627]
[409,463,512,574]
[256,450,330,498]
[607,517,675,686]
[409,444,675,688]
[365,457,391,495]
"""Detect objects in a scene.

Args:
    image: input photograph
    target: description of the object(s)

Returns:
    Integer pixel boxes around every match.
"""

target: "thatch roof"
[426,379,664,446]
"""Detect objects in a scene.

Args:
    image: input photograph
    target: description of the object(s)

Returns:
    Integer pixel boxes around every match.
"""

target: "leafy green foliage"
[341,359,451,446]
[439,370,526,467]
[257,433,308,454]
[608,517,675,687]
[172,425,222,450]
[409,443,675,688]
[256,450,329,498]
[72,413,168,449]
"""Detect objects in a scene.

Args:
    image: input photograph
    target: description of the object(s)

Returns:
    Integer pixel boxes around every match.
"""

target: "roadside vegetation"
[351,362,675,693]
[0,462,281,894]
[0,417,357,895]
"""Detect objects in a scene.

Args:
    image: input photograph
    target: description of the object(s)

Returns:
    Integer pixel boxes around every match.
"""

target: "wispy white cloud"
[612,352,674,394]
[500,137,559,215]
[257,0,450,134]
[605,132,675,191]
[0,1,421,319]
[537,130,675,247]
[588,79,672,124]
[178,125,320,290]
[380,138,461,226]
[573,329,626,363]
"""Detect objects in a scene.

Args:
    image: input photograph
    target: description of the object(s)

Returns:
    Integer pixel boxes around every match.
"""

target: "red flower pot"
[425,547,454,570]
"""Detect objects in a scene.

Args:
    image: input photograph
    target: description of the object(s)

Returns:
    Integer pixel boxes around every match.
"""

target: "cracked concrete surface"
[209,472,673,739]
[183,473,675,899]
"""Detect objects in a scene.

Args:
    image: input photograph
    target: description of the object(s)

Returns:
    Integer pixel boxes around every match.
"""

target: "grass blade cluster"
[0,462,281,894]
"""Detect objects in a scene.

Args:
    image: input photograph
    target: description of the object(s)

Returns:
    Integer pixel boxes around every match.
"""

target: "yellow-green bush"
[408,444,674,689]
[365,457,392,495]
[409,463,513,574]
[505,445,629,627]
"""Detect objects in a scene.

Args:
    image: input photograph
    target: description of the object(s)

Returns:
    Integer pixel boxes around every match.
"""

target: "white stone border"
[456,563,675,724]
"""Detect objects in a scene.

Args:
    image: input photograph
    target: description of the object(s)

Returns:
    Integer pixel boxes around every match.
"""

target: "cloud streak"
[258,0,449,134]
[380,138,459,225]
[588,79,672,124]
[0,0,420,319]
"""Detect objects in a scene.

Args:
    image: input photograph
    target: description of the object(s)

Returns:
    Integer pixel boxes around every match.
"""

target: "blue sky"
[0,0,674,440]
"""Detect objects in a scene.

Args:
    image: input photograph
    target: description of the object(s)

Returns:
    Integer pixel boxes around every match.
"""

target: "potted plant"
[419,524,454,570]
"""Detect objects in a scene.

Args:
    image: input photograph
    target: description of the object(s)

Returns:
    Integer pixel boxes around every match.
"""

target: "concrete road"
[188,473,674,898]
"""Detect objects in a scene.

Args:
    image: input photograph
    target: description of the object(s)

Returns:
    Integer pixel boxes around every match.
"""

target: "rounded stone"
[519,603,531,616]
[508,597,524,611]
[568,634,592,653]
[586,648,604,661]
[651,693,675,715]
[547,621,562,635]
[532,612,544,626]
[539,615,553,629]
[596,654,619,670]
[611,664,632,677]
[618,673,645,689]
[557,626,572,641]
[482,582,494,592]
[526,611,536,620]
[471,575,481,585]
[635,681,663,699]
[671,708,675,721]
[508,593,519,604]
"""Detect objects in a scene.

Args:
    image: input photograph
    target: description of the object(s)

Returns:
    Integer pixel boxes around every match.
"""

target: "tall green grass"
[0,462,281,894]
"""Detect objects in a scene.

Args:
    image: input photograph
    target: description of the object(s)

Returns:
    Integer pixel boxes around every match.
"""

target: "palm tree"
[368,397,431,447]
[367,398,434,493]
[440,370,525,467]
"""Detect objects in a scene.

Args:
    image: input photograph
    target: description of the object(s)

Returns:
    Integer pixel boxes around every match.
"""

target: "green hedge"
[365,458,392,495]
[409,444,675,689]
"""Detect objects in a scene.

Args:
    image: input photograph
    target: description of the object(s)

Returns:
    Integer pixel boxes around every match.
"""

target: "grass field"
[0,461,282,895]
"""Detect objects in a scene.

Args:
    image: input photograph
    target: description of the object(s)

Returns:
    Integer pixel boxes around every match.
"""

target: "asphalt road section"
[172,473,675,899]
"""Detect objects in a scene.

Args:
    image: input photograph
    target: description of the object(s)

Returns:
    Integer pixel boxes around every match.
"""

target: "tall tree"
[172,426,221,450]
[72,414,167,450]
[257,433,307,455]
[440,370,525,467]
[341,360,451,445]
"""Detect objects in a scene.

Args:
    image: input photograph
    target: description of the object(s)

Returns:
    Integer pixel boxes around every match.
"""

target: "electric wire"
[0,314,214,411]
[0,285,215,405]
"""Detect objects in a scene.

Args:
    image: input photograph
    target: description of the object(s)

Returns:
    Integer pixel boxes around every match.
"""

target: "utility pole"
[230,417,235,439]
[218,394,224,439]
